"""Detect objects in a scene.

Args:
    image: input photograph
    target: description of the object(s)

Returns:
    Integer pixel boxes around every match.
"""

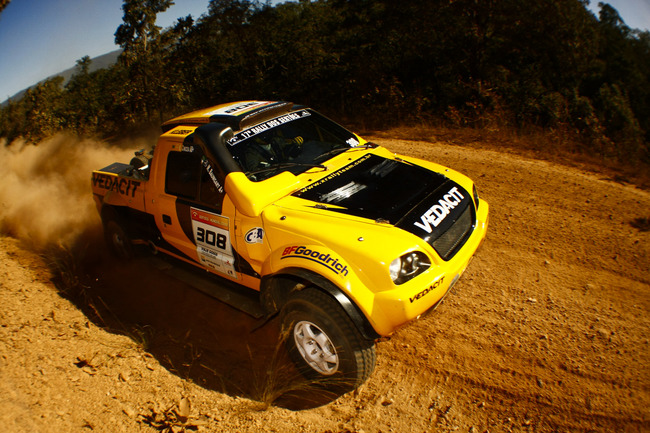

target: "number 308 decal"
[190,208,237,278]
[196,226,227,250]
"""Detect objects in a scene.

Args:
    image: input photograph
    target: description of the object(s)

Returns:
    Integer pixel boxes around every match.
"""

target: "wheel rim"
[112,231,124,248]
[112,231,126,253]
[110,226,129,257]
[293,321,339,375]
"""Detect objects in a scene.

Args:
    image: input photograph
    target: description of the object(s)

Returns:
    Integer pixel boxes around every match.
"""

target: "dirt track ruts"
[1,137,648,432]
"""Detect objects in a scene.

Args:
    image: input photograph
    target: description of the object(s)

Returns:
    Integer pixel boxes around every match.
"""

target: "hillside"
[0,50,120,105]
[3,0,649,166]
[0,134,648,432]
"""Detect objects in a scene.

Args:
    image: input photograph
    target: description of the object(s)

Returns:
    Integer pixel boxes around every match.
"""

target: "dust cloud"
[0,135,145,249]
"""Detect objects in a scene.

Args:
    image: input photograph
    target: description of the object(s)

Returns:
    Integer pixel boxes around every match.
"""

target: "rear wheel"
[281,288,376,392]
[104,219,133,259]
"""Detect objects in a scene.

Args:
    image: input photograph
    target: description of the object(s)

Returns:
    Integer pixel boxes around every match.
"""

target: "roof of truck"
[161,100,297,133]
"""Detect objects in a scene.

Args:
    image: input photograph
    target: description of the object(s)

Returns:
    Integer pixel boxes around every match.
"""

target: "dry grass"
[246,326,355,409]
[42,243,92,302]
[363,123,650,190]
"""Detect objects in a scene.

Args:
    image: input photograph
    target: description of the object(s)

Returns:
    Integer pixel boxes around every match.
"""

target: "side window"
[199,163,224,206]
[165,152,200,199]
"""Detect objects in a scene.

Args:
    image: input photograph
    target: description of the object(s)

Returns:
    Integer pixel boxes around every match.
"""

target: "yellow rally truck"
[92,101,488,391]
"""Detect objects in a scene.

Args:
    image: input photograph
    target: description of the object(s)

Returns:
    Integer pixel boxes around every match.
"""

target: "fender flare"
[260,267,379,341]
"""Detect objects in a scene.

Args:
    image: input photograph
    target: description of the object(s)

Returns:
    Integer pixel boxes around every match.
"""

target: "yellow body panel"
[225,171,304,217]
[254,183,488,336]
[91,169,146,213]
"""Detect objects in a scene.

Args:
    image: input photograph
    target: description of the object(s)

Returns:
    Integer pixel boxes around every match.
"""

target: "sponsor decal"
[228,110,311,146]
[201,157,224,193]
[413,187,465,234]
[224,101,262,113]
[346,137,360,147]
[181,145,195,152]
[241,101,289,119]
[319,181,366,203]
[223,101,267,114]
[92,173,141,197]
[245,227,264,244]
[206,101,272,117]
[298,154,372,193]
[191,208,236,278]
[281,246,348,276]
[409,276,445,303]
[171,129,194,136]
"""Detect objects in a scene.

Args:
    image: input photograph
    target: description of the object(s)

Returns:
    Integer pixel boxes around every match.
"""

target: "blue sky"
[0,0,274,101]
[0,0,649,102]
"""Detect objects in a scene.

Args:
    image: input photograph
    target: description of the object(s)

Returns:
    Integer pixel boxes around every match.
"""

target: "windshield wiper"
[316,142,378,162]
[246,162,327,177]
[315,146,351,162]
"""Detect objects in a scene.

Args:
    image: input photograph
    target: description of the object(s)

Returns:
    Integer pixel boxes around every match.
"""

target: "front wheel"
[281,288,376,392]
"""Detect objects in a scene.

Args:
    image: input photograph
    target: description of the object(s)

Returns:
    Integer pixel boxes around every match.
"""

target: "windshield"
[227,109,360,181]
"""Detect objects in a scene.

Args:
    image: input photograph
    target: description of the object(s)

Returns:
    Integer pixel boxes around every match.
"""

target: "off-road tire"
[104,219,133,260]
[281,288,376,392]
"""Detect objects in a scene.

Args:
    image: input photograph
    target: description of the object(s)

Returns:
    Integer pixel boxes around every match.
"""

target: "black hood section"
[294,154,448,223]
[294,154,475,260]
[396,179,474,260]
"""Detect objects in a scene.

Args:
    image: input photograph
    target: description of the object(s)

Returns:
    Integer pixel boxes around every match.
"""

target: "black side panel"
[193,122,241,179]
[175,200,196,244]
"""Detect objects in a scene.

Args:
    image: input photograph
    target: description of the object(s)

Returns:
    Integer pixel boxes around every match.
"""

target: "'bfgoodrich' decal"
[281,246,349,276]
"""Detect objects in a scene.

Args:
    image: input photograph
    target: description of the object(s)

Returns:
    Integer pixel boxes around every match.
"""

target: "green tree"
[115,0,175,55]
[0,98,28,144]
[65,56,100,133]
[115,0,175,123]
[22,77,66,141]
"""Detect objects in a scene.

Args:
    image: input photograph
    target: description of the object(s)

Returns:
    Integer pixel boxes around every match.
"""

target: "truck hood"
[293,154,475,259]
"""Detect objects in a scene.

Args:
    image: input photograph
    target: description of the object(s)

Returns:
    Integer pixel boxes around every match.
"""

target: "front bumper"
[369,199,489,336]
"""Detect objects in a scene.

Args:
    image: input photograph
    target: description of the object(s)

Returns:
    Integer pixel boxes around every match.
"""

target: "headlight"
[390,251,431,285]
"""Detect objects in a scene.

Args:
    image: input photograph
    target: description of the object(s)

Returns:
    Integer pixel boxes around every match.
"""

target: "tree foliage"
[1,0,649,165]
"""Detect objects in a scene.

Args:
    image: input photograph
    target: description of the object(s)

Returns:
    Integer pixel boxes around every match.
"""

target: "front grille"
[430,204,474,261]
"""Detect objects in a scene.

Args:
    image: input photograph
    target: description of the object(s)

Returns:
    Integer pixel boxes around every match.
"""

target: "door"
[154,148,239,280]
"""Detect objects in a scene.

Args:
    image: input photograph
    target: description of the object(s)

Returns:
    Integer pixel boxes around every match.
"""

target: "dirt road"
[1,137,648,432]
